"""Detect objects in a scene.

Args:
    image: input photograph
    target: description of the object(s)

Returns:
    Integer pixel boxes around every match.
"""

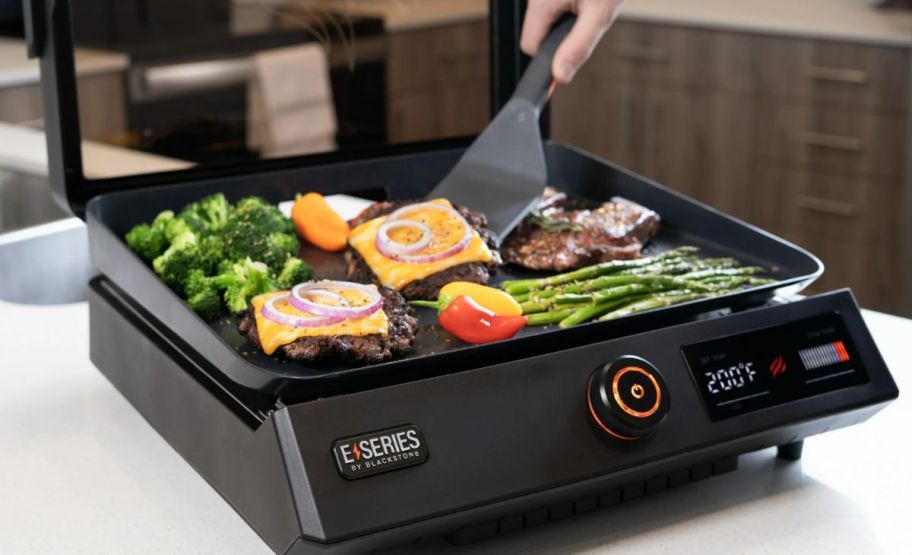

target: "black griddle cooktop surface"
[85,144,823,397]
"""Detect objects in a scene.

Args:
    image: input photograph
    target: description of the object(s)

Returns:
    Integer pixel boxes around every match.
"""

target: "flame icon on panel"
[352,443,362,460]
[770,355,787,378]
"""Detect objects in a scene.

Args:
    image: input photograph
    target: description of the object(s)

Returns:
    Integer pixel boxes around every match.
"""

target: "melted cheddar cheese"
[252,291,388,355]
[348,199,494,290]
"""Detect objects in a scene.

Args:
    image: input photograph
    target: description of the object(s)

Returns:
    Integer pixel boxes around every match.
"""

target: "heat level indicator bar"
[798,341,850,370]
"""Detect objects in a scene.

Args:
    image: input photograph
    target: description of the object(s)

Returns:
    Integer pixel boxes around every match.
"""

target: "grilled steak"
[502,195,660,271]
[345,200,501,300]
[238,287,418,363]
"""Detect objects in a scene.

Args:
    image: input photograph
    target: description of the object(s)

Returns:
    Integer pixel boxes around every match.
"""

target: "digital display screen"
[681,313,869,420]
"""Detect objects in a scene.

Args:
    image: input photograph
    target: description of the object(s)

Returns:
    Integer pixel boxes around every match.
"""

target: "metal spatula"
[428,16,576,243]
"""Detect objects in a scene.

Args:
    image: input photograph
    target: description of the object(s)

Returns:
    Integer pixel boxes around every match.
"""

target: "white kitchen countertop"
[0,284,909,553]
[0,38,129,89]
[264,0,489,32]
[0,122,194,179]
[308,0,912,45]
[621,0,912,47]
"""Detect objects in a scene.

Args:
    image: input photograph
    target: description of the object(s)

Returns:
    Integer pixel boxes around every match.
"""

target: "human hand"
[520,0,622,84]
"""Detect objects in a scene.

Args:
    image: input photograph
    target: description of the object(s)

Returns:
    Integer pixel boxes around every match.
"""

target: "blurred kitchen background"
[0,0,910,315]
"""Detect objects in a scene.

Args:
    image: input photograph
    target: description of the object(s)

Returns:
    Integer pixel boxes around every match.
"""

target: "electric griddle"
[31,1,898,553]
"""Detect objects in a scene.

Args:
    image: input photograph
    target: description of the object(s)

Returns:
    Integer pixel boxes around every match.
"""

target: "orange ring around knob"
[587,375,638,441]
[612,366,661,418]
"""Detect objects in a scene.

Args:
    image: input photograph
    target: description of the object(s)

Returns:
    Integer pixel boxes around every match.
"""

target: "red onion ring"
[289,281,383,319]
[376,219,432,258]
[385,201,460,223]
[261,294,347,328]
[298,288,350,307]
[375,202,472,263]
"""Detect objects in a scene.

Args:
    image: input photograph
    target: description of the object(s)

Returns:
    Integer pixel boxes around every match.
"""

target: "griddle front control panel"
[283,291,896,542]
[587,355,670,441]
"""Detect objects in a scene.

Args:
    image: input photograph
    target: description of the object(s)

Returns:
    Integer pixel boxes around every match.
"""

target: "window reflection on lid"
[65,0,490,180]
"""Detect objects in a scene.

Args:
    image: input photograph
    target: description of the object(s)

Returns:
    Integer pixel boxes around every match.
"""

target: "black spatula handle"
[513,14,577,115]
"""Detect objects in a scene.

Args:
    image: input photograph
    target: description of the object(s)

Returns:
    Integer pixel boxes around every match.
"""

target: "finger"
[552,2,617,83]
[520,0,573,56]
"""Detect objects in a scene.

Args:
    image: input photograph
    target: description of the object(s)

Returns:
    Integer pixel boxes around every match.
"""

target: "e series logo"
[332,425,428,480]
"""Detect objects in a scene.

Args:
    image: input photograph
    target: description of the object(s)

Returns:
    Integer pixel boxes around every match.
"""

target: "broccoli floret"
[188,288,222,321]
[222,198,297,265]
[233,196,294,232]
[177,212,206,235]
[156,246,200,293]
[180,193,232,234]
[132,196,294,312]
[149,211,173,229]
[184,269,223,321]
[216,258,236,275]
[262,232,300,270]
[124,210,175,261]
[233,196,271,213]
[184,269,210,297]
[152,231,201,293]
[159,229,196,253]
[212,258,275,314]
[198,235,226,275]
[276,257,313,289]
[164,216,194,243]
[125,223,167,261]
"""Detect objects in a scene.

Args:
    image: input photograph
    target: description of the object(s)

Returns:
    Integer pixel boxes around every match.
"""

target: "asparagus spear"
[526,308,577,326]
[681,266,763,280]
[512,292,532,303]
[597,292,709,321]
[553,275,727,327]
[617,257,738,276]
[532,273,769,327]
[502,246,699,295]
[520,299,555,314]
[515,274,650,308]
[514,268,703,304]
[513,257,742,300]
[518,276,690,314]
[558,294,652,328]
[618,261,695,276]
[499,245,775,328]
[528,274,768,327]
[544,275,708,304]
[701,275,776,287]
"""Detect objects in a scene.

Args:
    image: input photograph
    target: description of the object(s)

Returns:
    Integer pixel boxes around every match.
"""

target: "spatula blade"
[426,15,576,243]
[428,98,547,243]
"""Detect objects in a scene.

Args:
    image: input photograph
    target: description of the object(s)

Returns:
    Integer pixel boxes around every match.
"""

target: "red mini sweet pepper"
[437,295,527,344]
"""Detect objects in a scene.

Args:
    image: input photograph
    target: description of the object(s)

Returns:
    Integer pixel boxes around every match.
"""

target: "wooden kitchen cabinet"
[551,20,910,312]
[387,81,488,143]
[747,35,910,113]
[584,22,753,93]
[385,19,489,143]
[552,73,753,217]
[753,165,902,305]
[752,100,907,179]
[637,88,753,217]
[551,75,641,170]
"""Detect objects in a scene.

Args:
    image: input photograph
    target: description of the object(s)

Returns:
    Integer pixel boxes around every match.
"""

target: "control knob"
[587,356,670,440]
